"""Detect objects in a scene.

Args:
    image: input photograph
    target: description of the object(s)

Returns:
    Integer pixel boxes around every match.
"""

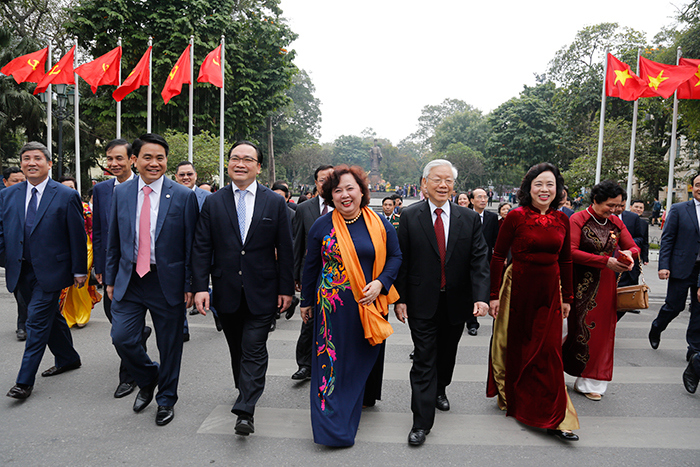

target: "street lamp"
[39,84,75,178]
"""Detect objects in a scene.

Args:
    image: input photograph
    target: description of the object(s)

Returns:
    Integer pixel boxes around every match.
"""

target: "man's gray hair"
[19,142,51,162]
[422,159,457,180]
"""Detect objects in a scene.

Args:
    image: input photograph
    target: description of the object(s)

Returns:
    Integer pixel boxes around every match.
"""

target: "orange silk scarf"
[332,206,399,346]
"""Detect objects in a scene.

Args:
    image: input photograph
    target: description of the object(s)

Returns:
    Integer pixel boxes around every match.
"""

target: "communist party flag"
[638,56,697,99]
[34,46,75,95]
[677,58,700,99]
[605,53,646,101]
[161,45,191,104]
[113,46,151,102]
[75,46,122,93]
[0,47,48,84]
[197,45,223,88]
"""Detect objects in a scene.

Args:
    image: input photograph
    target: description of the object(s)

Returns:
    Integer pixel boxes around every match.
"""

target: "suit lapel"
[126,178,138,238]
[418,201,440,257]
[222,184,243,245]
[245,183,267,247]
[445,203,462,264]
[155,178,173,240]
[686,200,700,236]
[15,182,27,227]
[31,179,57,235]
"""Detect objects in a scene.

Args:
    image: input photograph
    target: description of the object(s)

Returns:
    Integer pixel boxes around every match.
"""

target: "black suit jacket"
[480,209,499,261]
[293,196,323,282]
[192,182,294,315]
[395,200,490,324]
[658,200,700,280]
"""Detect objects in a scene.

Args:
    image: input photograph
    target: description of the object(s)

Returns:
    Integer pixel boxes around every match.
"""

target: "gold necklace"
[344,212,362,224]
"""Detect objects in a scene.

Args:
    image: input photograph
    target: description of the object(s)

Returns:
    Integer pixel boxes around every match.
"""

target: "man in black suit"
[193,141,294,436]
[650,173,700,363]
[395,159,490,446]
[615,195,649,321]
[290,165,333,380]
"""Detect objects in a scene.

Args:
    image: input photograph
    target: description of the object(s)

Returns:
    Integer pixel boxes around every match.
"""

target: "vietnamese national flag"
[161,45,191,104]
[638,56,697,99]
[112,46,151,102]
[605,53,646,101]
[0,47,48,84]
[677,58,700,99]
[197,45,223,88]
[33,46,75,95]
[75,46,122,93]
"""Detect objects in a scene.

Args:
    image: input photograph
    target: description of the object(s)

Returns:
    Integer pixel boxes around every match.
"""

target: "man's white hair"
[422,159,458,180]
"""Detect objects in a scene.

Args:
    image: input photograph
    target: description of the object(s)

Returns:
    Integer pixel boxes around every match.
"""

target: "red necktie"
[136,186,152,277]
[434,208,446,289]
[321,203,328,216]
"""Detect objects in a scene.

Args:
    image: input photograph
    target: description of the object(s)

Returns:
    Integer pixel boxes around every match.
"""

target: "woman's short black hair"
[517,162,566,208]
[321,165,370,209]
[590,180,625,204]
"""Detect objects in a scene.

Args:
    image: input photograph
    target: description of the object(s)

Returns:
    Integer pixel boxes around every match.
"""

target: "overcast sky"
[280,1,682,145]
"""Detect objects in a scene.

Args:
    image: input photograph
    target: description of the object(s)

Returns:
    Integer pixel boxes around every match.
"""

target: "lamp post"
[39,84,75,178]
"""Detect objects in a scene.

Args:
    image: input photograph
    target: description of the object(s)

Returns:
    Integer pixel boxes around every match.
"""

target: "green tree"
[432,105,488,155]
[163,129,230,184]
[439,143,486,191]
[407,98,469,153]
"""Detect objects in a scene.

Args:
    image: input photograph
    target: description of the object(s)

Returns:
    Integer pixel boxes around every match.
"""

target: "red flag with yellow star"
[197,45,223,88]
[677,58,700,99]
[33,46,75,95]
[75,46,122,93]
[605,53,646,101]
[113,46,151,102]
[0,47,48,84]
[638,56,697,99]
[161,45,191,104]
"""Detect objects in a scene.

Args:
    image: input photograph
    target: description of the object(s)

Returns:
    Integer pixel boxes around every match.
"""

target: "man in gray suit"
[175,161,210,210]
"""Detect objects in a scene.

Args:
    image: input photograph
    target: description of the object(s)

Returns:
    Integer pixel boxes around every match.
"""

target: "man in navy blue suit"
[2,142,87,400]
[192,141,294,436]
[175,161,210,210]
[92,139,147,399]
[105,133,199,426]
[650,173,700,364]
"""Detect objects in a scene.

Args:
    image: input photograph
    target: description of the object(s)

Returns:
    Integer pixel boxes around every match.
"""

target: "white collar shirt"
[134,175,164,264]
[234,181,257,241]
[428,199,450,246]
[25,176,50,216]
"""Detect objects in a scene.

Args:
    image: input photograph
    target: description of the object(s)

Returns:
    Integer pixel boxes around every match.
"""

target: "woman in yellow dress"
[58,176,101,328]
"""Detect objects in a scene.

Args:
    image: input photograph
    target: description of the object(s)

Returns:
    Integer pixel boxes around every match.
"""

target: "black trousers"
[104,292,149,385]
[653,263,700,353]
[295,317,314,370]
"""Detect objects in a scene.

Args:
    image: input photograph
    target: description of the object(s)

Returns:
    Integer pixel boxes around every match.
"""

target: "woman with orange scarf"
[300,165,401,447]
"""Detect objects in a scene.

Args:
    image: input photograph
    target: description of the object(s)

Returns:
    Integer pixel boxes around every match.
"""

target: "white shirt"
[318,196,333,215]
[113,172,136,190]
[134,176,164,264]
[25,177,50,216]
[428,199,450,246]
[234,181,257,241]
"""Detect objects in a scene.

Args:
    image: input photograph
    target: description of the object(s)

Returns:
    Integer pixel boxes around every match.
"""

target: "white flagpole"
[220,35,225,186]
[117,37,122,139]
[188,35,194,162]
[666,46,682,214]
[625,48,641,208]
[47,42,53,157]
[595,49,608,185]
[74,37,81,194]
[147,36,152,133]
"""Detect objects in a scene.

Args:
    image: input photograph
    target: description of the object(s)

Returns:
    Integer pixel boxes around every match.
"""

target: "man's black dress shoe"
[467,327,478,336]
[235,414,255,435]
[16,329,26,341]
[409,351,414,360]
[143,325,152,341]
[688,349,695,362]
[133,381,157,412]
[408,428,430,446]
[188,308,199,315]
[6,384,32,399]
[286,296,300,320]
[436,394,450,411]
[156,406,175,426]
[547,429,579,441]
[269,320,276,332]
[291,367,311,380]
[41,359,81,377]
[649,325,661,350]
[183,332,190,342]
[682,354,699,394]
[213,314,223,332]
[114,382,137,399]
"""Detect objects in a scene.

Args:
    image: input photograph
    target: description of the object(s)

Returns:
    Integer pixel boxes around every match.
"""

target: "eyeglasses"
[229,156,258,164]
[426,177,454,186]
[177,172,194,177]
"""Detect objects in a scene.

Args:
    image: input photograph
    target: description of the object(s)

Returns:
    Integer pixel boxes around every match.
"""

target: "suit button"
[238,271,242,275]
[241,250,245,255]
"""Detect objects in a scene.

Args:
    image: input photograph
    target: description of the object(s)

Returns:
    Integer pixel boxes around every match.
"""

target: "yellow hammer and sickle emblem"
[169,65,178,80]
[48,65,60,75]
[27,59,39,70]
[212,57,220,66]
[102,63,110,72]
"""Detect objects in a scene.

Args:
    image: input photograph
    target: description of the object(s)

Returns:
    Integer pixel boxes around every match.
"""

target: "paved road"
[1,260,698,466]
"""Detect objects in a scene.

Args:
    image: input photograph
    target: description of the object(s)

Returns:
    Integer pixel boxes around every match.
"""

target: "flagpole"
[74,37,81,194]
[219,35,225,187]
[595,49,608,185]
[47,42,53,157]
[626,48,642,209]
[147,36,152,133]
[666,46,682,214]
[117,37,122,139]
[188,35,194,163]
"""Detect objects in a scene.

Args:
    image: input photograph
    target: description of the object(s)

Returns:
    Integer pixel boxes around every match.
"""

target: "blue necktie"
[236,189,247,241]
[24,187,38,262]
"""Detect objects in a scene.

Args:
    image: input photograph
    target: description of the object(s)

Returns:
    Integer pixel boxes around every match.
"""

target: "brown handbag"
[617,262,650,311]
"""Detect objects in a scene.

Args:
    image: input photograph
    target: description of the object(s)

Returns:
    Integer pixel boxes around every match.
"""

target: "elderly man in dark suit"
[650,173,700,370]
[2,142,87,400]
[105,133,199,426]
[192,141,294,436]
[395,159,490,446]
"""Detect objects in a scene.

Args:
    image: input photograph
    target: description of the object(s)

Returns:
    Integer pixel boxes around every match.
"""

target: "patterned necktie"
[136,186,152,277]
[321,203,328,216]
[24,187,38,262]
[237,189,247,241]
[434,207,446,289]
